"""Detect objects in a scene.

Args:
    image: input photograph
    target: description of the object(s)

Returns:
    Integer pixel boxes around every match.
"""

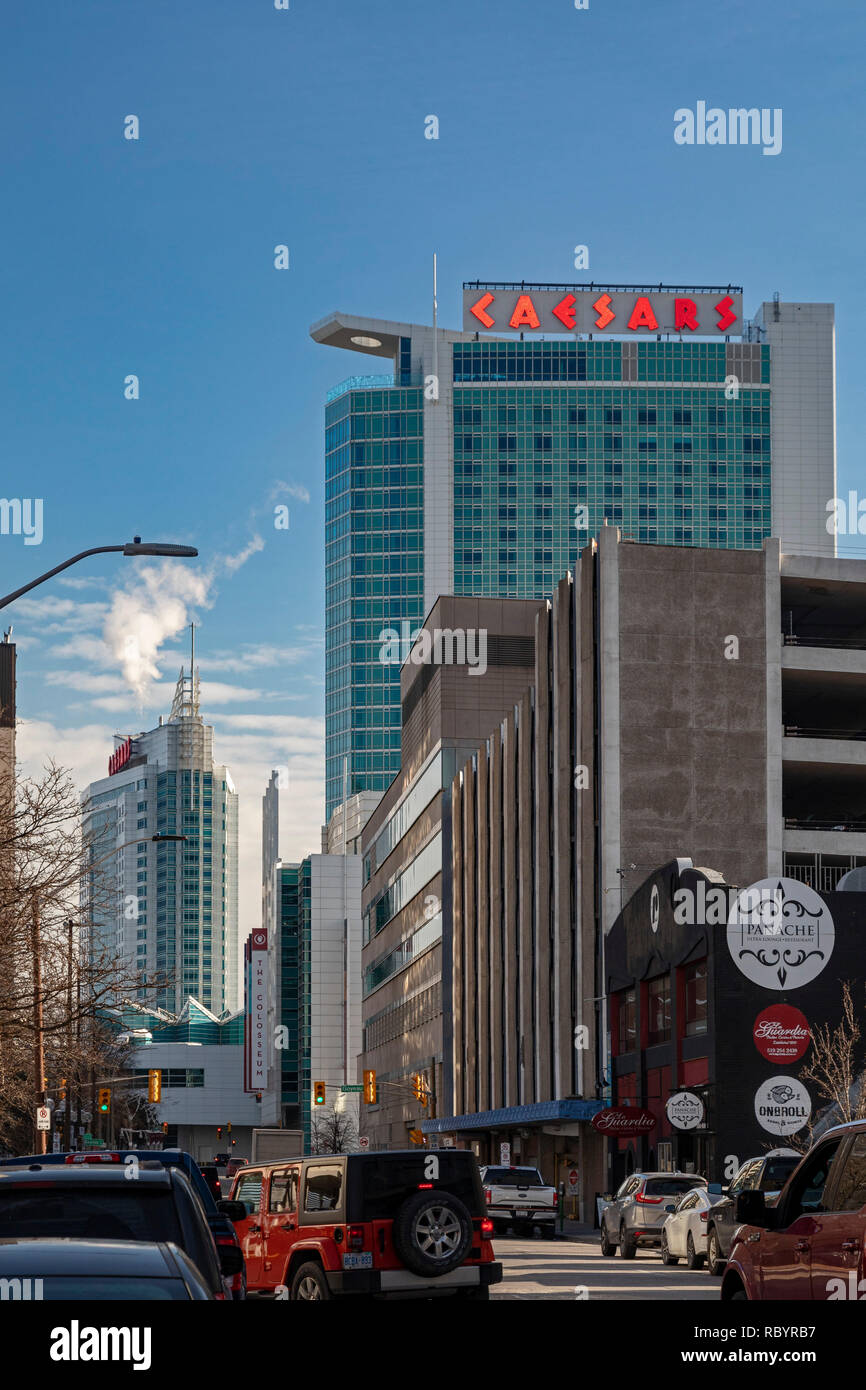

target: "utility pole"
[64,919,73,1151]
[31,899,47,1155]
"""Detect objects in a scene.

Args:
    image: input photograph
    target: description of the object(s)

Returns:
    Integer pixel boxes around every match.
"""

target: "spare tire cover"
[391,1188,474,1277]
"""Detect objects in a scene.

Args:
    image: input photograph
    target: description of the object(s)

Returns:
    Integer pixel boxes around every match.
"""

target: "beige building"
[444,530,866,1220]
[358,596,539,1149]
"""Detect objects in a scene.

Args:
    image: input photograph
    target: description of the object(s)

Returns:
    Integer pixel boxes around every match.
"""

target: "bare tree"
[784,981,866,1155]
[0,762,170,1155]
[310,1108,359,1155]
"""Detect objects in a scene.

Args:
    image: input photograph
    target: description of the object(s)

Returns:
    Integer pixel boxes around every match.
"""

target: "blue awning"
[421,1099,604,1134]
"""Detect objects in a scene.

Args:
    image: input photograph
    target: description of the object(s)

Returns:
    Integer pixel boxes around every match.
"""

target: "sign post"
[36,1105,51,1132]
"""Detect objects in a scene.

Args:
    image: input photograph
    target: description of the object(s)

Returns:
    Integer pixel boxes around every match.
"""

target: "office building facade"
[358,595,539,1149]
[442,530,866,1215]
[82,665,239,1015]
[313,288,836,814]
[261,775,362,1146]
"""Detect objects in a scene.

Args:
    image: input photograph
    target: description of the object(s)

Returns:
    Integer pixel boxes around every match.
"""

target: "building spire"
[168,622,201,721]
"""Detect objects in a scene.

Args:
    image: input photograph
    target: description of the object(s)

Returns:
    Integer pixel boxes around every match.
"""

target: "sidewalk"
[555,1218,597,1241]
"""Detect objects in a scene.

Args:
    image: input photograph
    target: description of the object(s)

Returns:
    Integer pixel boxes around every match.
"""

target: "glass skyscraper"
[83,664,239,1015]
[313,292,835,817]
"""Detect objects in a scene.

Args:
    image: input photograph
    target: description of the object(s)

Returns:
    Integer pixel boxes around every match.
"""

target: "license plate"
[342,1252,373,1270]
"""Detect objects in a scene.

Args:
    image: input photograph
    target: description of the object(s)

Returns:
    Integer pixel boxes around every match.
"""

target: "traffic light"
[147,1069,161,1103]
[59,1078,67,1103]
[255,1091,262,1104]
[97,1088,111,1114]
[363,1070,377,1104]
[162,1122,169,1135]
[314,1081,326,1106]
[226,1122,232,1133]
[216,1126,222,1139]
[411,1073,424,1102]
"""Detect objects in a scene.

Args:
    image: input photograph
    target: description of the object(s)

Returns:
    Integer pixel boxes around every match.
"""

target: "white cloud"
[270,480,311,505]
[222,535,265,575]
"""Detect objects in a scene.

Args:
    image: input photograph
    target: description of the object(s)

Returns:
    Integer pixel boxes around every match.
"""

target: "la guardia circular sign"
[727,877,834,991]
[753,1004,811,1063]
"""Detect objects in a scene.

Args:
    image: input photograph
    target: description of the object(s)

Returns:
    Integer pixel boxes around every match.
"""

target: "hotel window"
[618,988,637,1054]
[647,974,672,1045]
[684,960,708,1036]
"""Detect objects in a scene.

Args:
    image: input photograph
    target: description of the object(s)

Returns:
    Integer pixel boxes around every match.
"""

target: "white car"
[660,1184,724,1269]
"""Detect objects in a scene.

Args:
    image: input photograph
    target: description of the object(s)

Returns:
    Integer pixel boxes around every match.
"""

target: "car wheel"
[660,1231,678,1266]
[514,1221,532,1238]
[600,1221,616,1257]
[391,1188,474,1277]
[290,1262,331,1301]
[730,1288,748,1301]
[686,1232,704,1270]
[707,1227,723,1276]
[619,1224,637,1259]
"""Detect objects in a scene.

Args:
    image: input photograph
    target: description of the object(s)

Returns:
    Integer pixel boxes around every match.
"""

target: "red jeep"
[722,1120,866,1300]
[226,1149,502,1300]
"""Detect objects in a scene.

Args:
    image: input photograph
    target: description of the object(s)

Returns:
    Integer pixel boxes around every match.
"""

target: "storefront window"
[684,960,708,1036]
[647,975,671,1045]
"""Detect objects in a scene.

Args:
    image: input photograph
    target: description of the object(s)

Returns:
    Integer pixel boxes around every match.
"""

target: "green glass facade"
[452,340,771,596]
[277,861,312,1147]
[323,333,771,817]
[325,369,424,816]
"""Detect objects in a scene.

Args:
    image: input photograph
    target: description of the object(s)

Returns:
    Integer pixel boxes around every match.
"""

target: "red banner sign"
[753,1004,811,1063]
[108,736,133,776]
[591,1107,656,1137]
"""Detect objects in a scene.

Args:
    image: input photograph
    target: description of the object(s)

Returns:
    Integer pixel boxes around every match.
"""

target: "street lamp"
[0,537,198,611]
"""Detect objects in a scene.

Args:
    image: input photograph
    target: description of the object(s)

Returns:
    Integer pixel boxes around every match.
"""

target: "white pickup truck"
[479,1165,558,1238]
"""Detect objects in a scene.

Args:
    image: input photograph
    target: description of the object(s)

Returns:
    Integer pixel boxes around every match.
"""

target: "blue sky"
[1,0,863,923]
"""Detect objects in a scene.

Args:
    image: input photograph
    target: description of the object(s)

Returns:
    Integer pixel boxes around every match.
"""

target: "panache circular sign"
[727,877,834,991]
[754,1075,811,1136]
[753,1004,811,1063]
[665,1092,704,1131]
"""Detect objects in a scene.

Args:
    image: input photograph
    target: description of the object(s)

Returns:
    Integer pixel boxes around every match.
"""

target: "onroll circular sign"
[754,1075,811,1136]
[753,1004,811,1063]
[665,1092,704,1131]
[727,877,834,991]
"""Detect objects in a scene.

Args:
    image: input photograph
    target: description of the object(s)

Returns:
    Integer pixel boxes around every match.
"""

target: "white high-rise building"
[83,656,239,1015]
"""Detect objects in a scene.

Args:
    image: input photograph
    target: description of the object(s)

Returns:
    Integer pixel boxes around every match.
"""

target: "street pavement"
[491,1229,721,1300]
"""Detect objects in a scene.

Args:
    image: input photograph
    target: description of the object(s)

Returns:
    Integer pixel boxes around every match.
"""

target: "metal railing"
[783,633,866,650]
[784,725,866,741]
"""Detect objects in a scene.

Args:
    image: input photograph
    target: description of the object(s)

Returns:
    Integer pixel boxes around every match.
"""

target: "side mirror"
[735,1189,769,1228]
[664,1203,677,1213]
[217,1199,247,1223]
[217,1244,244,1276]
[707,1182,722,1195]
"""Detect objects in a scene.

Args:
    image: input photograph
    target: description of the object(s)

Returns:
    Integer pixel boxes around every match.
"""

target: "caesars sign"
[462,285,743,337]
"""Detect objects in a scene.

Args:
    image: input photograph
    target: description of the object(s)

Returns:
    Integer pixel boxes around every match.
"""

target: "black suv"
[0,1164,240,1298]
[706,1152,802,1274]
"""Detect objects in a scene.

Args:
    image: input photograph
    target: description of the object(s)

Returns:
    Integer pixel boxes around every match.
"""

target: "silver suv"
[600,1172,707,1258]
